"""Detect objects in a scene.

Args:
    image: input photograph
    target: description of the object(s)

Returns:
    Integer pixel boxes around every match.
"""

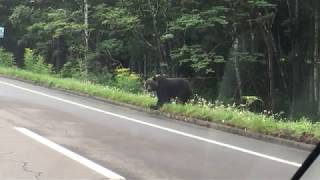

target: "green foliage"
[2,0,320,123]
[24,48,53,74]
[200,7,228,25]
[114,68,142,94]
[242,96,263,105]
[160,33,175,43]
[170,14,205,31]
[9,5,33,30]
[60,59,82,79]
[240,96,264,111]
[172,45,224,75]
[230,52,265,64]
[169,6,227,32]
[63,57,98,83]
[87,71,114,86]
[97,39,125,57]
[248,0,276,8]
[27,8,84,38]
[0,48,16,67]
[93,4,140,32]
[10,5,84,65]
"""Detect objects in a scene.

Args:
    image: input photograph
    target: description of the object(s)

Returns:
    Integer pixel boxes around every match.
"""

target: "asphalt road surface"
[0,77,312,180]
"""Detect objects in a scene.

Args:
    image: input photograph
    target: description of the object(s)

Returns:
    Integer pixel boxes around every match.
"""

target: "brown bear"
[144,75,193,109]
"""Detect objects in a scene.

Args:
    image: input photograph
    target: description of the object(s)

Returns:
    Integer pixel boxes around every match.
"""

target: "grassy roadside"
[0,66,319,144]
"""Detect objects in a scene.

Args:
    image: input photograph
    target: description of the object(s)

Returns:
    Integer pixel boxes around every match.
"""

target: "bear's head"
[144,78,158,92]
[144,74,169,92]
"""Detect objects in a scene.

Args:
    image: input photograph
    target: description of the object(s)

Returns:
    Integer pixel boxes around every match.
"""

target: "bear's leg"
[150,105,159,110]
[178,95,188,104]
[157,99,166,106]
[150,96,169,110]
[150,100,164,110]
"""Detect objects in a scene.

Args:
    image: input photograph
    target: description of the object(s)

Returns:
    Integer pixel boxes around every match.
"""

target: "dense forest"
[0,0,319,120]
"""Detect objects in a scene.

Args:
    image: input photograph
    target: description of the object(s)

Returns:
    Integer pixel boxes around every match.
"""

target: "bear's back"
[158,78,192,98]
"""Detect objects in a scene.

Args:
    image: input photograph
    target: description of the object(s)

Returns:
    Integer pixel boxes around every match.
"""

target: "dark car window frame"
[292,143,320,180]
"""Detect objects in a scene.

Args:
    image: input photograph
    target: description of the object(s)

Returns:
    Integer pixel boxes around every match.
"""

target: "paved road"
[0,77,312,180]
[0,125,109,179]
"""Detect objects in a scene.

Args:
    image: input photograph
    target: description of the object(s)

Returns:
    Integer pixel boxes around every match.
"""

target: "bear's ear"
[153,74,161,81]
[151,76,156,81]
[161,74,168,78]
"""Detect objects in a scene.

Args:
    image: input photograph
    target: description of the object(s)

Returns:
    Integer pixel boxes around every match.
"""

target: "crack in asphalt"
[21,161,43,180]
[0,152,43,180]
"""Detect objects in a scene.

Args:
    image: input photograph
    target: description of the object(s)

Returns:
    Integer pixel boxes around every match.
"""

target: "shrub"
[240,96,264,112]
[60,59,84,79]
[87,71,114,86]
[0,48,15,67]
[114,68,142,94]
[24,48,52,74]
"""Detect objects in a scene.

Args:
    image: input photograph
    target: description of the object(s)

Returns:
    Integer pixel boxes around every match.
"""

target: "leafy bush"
[114,68,142,93]
[240,96,264,112]
[60,59,85,79]
[0,48,16,67]
[24,48,52,74]
[87,71,114,86]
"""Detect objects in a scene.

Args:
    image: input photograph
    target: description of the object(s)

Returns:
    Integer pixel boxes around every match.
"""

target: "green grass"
[0,67,156,107]
[163,103,320,142]
[0,66,319,144]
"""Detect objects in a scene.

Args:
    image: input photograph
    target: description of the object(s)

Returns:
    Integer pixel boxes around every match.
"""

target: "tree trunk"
[290,0,300,117]
[164,41,173,76]
[260,25,275,113]
[84,0,89,76]
[232,37,242,103]
[314,0,320,114]
[290,59,297,118]
[267,40,275,113]
[148,0,165,74]
[144,55,147,77]
[84,0,89,52]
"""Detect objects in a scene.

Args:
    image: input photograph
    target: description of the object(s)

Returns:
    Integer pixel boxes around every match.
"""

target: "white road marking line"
[2,81,301,167]
[14,127,125,180]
